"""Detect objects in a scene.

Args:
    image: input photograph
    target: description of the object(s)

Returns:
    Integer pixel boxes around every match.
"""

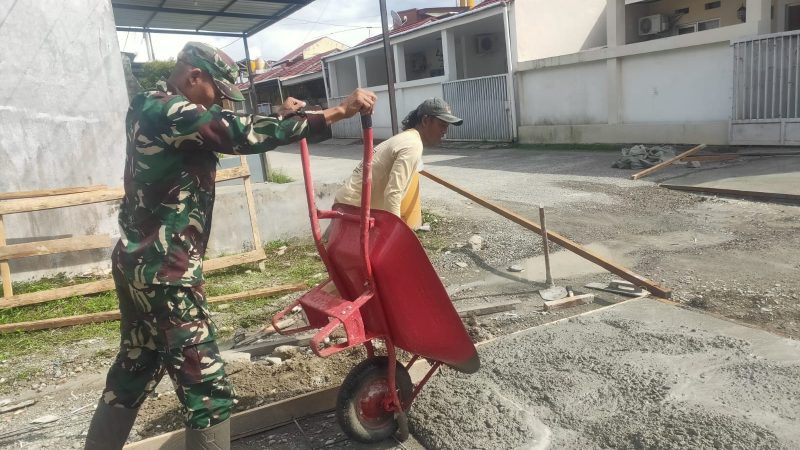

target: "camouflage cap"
[417,98,463,126]
[178,42,245,102]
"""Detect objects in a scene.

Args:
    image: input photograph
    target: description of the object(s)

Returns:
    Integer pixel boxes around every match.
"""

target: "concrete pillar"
[442,29,458,81]
[394,43,407,83]
[607,58,622,124]
[746,0,773,34]
[606,0,626,47]
[355,54,367,88]
[328,61,340,97]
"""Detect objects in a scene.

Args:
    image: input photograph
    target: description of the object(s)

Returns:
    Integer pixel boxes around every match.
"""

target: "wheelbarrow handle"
[361,113,372,130]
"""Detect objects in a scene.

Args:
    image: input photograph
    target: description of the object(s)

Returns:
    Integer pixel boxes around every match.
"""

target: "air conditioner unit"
[475,33,497,54]
[638,14,669,36]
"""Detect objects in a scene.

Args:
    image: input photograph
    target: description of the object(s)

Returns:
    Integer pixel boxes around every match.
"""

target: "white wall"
[512,0,607,63]
[462,31,508,78]
[620,42,732,122]
[517,61,609,125]
[332,59,358,96]
[363,50,389,87]
[0,0,129,280]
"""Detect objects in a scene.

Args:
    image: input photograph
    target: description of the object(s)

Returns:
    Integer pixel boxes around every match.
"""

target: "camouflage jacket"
[115,85,327,286]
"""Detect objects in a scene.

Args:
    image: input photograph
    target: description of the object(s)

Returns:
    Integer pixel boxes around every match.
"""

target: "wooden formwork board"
[0,159,262,308]
[0,283,304,333]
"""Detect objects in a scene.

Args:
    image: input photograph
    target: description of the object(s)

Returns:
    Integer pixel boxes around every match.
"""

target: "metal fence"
[733,31,800,121]
[443,74,513,142]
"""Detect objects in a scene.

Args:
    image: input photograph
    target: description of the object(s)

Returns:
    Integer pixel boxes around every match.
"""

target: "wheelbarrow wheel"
[336,356,413,443]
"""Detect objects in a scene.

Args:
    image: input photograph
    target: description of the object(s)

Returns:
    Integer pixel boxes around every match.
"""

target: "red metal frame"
[272,114,474,426]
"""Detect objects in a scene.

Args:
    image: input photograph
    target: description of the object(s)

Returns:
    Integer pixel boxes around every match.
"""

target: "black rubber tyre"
[336,356,413,443]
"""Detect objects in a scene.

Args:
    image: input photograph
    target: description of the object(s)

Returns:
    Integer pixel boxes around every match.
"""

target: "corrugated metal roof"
[112,0,314,37]
[237,48,340,89]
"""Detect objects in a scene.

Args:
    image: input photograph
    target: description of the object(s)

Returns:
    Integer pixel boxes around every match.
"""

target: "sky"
[118,0,461,62]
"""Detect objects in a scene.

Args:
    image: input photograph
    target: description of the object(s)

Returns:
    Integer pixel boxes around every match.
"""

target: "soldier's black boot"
[84,399,139,450]
[185,419,231,450]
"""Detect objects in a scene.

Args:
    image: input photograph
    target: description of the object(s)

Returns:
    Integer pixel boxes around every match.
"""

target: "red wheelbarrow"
[271,114,479,443]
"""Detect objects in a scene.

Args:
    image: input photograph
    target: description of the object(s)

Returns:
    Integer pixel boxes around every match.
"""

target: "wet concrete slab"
[660,156,800,197]
[409,298,800,449]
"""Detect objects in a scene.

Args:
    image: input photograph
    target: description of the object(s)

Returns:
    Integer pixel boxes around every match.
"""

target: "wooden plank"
[0,234,112,260]
[204,248,266,272]
[0,284,305,333]
[543,293,595,311]
[233,333,315,357]
[239,156,263,249]
[208,284,305,305]
[456,300,520,318]
[420,170,672,298]
[124,387,340,450]
[0,249,268,310]
[0,188,125,215]
[630,144,707,180]
[660,184,800,202]
[215,165,250,183]
[680,155,739,162]
[0,216,11,298]
[0,185,108,201]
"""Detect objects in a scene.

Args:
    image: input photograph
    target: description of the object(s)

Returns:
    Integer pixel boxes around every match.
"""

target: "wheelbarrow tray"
[326,203,479,374]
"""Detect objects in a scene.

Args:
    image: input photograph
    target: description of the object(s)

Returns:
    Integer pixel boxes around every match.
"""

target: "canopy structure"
[112,0,316,110]
[112,0,314,38]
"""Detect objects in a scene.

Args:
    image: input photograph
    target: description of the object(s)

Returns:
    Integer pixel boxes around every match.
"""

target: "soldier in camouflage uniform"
[84,42,375,450]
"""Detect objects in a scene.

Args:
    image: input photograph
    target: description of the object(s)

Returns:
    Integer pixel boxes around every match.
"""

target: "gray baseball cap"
[417,98,463,126]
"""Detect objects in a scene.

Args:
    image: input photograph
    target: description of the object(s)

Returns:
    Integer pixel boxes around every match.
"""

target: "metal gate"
[328,95,361,139]
[731,31,800,145]
[443,74,513,142]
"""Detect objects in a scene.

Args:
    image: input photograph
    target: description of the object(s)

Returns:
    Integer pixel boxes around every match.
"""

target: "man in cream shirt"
[335,98,463,221]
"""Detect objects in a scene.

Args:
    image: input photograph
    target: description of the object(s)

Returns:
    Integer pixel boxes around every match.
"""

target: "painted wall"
[620,42,733,122]
[517,61,609,125]
[363,50,389,87]
[331,58,358,96]
[461,30,508,78]
[512,0,607,63]
[626,0,748,43]
[0,0,129,280]
[302,37,348,59]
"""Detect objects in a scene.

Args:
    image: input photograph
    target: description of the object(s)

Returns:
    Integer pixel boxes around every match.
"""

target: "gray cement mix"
[409,299,800,449]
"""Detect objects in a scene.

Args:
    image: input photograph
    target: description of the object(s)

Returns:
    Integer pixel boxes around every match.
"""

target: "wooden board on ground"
[585,280,649,297]
[420,170,672,298]
[544,294,595,311]
[660,184,800,203]
[124,387,339,450]
[232,333,315,357]
[0,284,304,333]
[456,300,520,318]
[630,144,707,180]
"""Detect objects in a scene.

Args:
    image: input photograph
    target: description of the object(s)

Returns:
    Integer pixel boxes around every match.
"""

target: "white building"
[323,1,516,141]
[330,0,800,146]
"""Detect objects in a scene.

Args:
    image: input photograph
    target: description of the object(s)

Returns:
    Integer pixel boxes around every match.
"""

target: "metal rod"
[379,0,399,135]
[242,35,258,114]
[115,26,242,37]
[539,206,553,287]
[113,4,276,20]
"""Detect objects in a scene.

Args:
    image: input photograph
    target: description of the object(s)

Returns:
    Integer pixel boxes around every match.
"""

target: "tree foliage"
[137,59,176,91]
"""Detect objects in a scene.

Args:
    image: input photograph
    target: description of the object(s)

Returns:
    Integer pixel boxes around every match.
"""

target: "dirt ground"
[0,144,798,449]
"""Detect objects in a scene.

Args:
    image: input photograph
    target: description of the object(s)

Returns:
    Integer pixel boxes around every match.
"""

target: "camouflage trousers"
[100,265,235,429]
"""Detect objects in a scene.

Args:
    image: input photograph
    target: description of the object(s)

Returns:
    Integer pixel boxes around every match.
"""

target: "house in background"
[324,0,515,141]
[515,0,800,146]
[239,37,349,114]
